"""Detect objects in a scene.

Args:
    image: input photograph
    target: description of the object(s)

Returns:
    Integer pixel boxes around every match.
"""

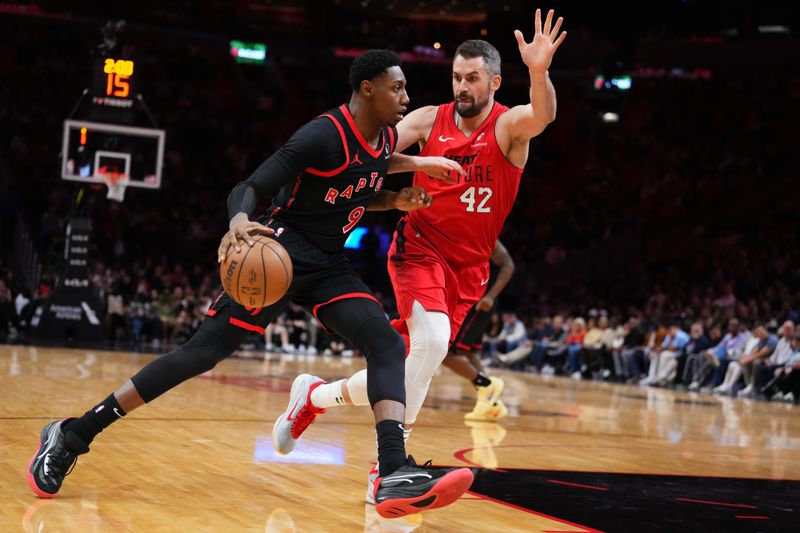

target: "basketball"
[219,235,293,307]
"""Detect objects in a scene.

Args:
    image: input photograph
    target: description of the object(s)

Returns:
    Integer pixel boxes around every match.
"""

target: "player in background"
[443,239,514,421]
[273,8,566,499]
[28,49,474,519]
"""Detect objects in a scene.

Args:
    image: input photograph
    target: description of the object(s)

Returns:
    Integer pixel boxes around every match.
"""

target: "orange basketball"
[219,235,293,307]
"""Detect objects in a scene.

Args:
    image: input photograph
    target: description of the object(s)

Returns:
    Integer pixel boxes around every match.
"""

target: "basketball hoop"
[99,171,130,202]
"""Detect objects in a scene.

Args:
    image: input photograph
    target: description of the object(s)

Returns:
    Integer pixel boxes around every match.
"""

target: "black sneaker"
[27,419,89,498]
[372,456,474,518]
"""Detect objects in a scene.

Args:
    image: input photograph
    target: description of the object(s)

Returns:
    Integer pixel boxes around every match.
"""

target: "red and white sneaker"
[272,374,325,455]
[372,456,474,518]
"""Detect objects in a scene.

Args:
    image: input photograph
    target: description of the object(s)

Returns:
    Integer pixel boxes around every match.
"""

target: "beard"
[455,94,490,118]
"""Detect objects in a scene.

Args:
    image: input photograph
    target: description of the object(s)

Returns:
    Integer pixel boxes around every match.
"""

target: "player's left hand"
[515,8,567,73]
[476,294,495,311]
[415,156,464,183]
[395,186,433,211]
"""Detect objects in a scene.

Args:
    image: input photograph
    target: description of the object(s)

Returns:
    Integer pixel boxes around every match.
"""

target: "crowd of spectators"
[1,7,798,405]
[487,312,800,403]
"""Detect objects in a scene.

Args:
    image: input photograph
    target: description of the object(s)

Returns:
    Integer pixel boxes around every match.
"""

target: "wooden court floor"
[1,345,798,532]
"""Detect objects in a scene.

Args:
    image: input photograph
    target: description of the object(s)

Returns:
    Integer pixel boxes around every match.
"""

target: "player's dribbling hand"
[415,156,465,183]
[395,186,433,211]
[217,213,274,263]
[515,8,567,73]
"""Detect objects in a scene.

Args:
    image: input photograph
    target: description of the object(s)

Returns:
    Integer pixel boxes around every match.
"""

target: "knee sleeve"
[318,298,407,408]
[131,327,242,403]
[353,316,407,407]
[404,301,451,425]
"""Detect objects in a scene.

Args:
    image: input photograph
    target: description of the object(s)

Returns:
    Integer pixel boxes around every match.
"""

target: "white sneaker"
[737,384,754,398]
[688,381,700,391]
[713,384,730,395]
[272,374,325,455]
[570,371,582,380]
[784,392,795,402]
[639,377,652,387]
[365,463,379,505]
[541,364,555,376]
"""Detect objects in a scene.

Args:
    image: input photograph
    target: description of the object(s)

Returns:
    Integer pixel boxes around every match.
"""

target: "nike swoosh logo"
[480,277,490,286]
[438,135,455,142]
[36,426,57,461]
[383,472,433,481]
[286,398,302,421]
[113,408,123,418]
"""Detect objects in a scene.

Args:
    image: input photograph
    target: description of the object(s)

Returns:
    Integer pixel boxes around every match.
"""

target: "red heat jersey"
[403,101,523,265]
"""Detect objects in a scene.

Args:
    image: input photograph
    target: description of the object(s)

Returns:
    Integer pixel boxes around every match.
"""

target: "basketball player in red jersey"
[273,8,566,498]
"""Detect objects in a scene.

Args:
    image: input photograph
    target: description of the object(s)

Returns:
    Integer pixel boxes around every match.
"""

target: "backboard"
[61,119,165,189]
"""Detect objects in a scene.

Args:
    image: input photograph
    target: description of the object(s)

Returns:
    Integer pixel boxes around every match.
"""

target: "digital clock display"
[92,57,136,108]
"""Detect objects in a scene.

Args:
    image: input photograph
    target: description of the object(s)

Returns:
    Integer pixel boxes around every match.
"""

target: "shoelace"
[46,445,79,479]
[405,455,433,469]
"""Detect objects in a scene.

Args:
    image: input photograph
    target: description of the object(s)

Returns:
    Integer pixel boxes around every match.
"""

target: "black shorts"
[451,303,495,353]
[204,220,378,337]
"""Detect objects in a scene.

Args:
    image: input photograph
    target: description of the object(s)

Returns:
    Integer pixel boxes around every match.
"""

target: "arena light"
[758,25,789,34]
[602,112,619,123]
[594,74,632,91]
[230,40,267,64]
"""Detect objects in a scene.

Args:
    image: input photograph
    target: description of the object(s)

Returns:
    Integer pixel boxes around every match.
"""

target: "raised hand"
[514,8,567,73]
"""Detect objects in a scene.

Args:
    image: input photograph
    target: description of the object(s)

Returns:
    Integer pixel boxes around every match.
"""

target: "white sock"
[345,369,370,406]
[310,379,346,409]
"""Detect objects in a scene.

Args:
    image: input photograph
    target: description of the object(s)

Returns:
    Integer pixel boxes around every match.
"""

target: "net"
[99,171,130,202]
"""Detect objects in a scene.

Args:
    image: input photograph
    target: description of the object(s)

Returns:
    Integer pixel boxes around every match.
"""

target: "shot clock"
[91,57,137,109]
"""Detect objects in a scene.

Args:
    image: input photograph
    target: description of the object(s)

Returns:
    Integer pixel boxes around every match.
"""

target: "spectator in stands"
[678,322,711,387]
[527,314,567,373]
[760,331,800,402]
[566,317,587,378]
[757,321,795,395]
[687,318,747,391]
[0,278,17,342]
[641,321,690,387]
[731,324,777,398]
[713,325,760,395]
[487,312,527,361]
[616,316,646,382]
[580,314,617,380]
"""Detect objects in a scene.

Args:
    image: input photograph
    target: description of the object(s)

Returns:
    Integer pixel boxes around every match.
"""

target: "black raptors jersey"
[268,104,396,253]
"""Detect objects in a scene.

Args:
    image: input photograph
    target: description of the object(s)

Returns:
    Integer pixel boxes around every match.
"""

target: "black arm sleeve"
[226,118,345,220]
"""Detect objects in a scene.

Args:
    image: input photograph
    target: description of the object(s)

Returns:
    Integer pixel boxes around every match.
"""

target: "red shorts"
[387,220,489,343]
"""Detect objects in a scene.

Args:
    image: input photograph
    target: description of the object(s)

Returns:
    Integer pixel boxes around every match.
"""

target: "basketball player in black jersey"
[444,239,515,421]
[28,50,474,518]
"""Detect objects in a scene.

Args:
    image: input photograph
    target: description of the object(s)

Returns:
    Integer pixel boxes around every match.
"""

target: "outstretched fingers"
[550,16,564,41]
[543,9,554,36]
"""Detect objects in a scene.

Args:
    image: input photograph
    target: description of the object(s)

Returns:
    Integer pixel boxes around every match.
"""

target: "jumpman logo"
[350,150,363,167]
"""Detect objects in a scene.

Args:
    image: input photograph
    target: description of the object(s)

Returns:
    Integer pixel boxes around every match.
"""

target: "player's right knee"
[356,318,406,406]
